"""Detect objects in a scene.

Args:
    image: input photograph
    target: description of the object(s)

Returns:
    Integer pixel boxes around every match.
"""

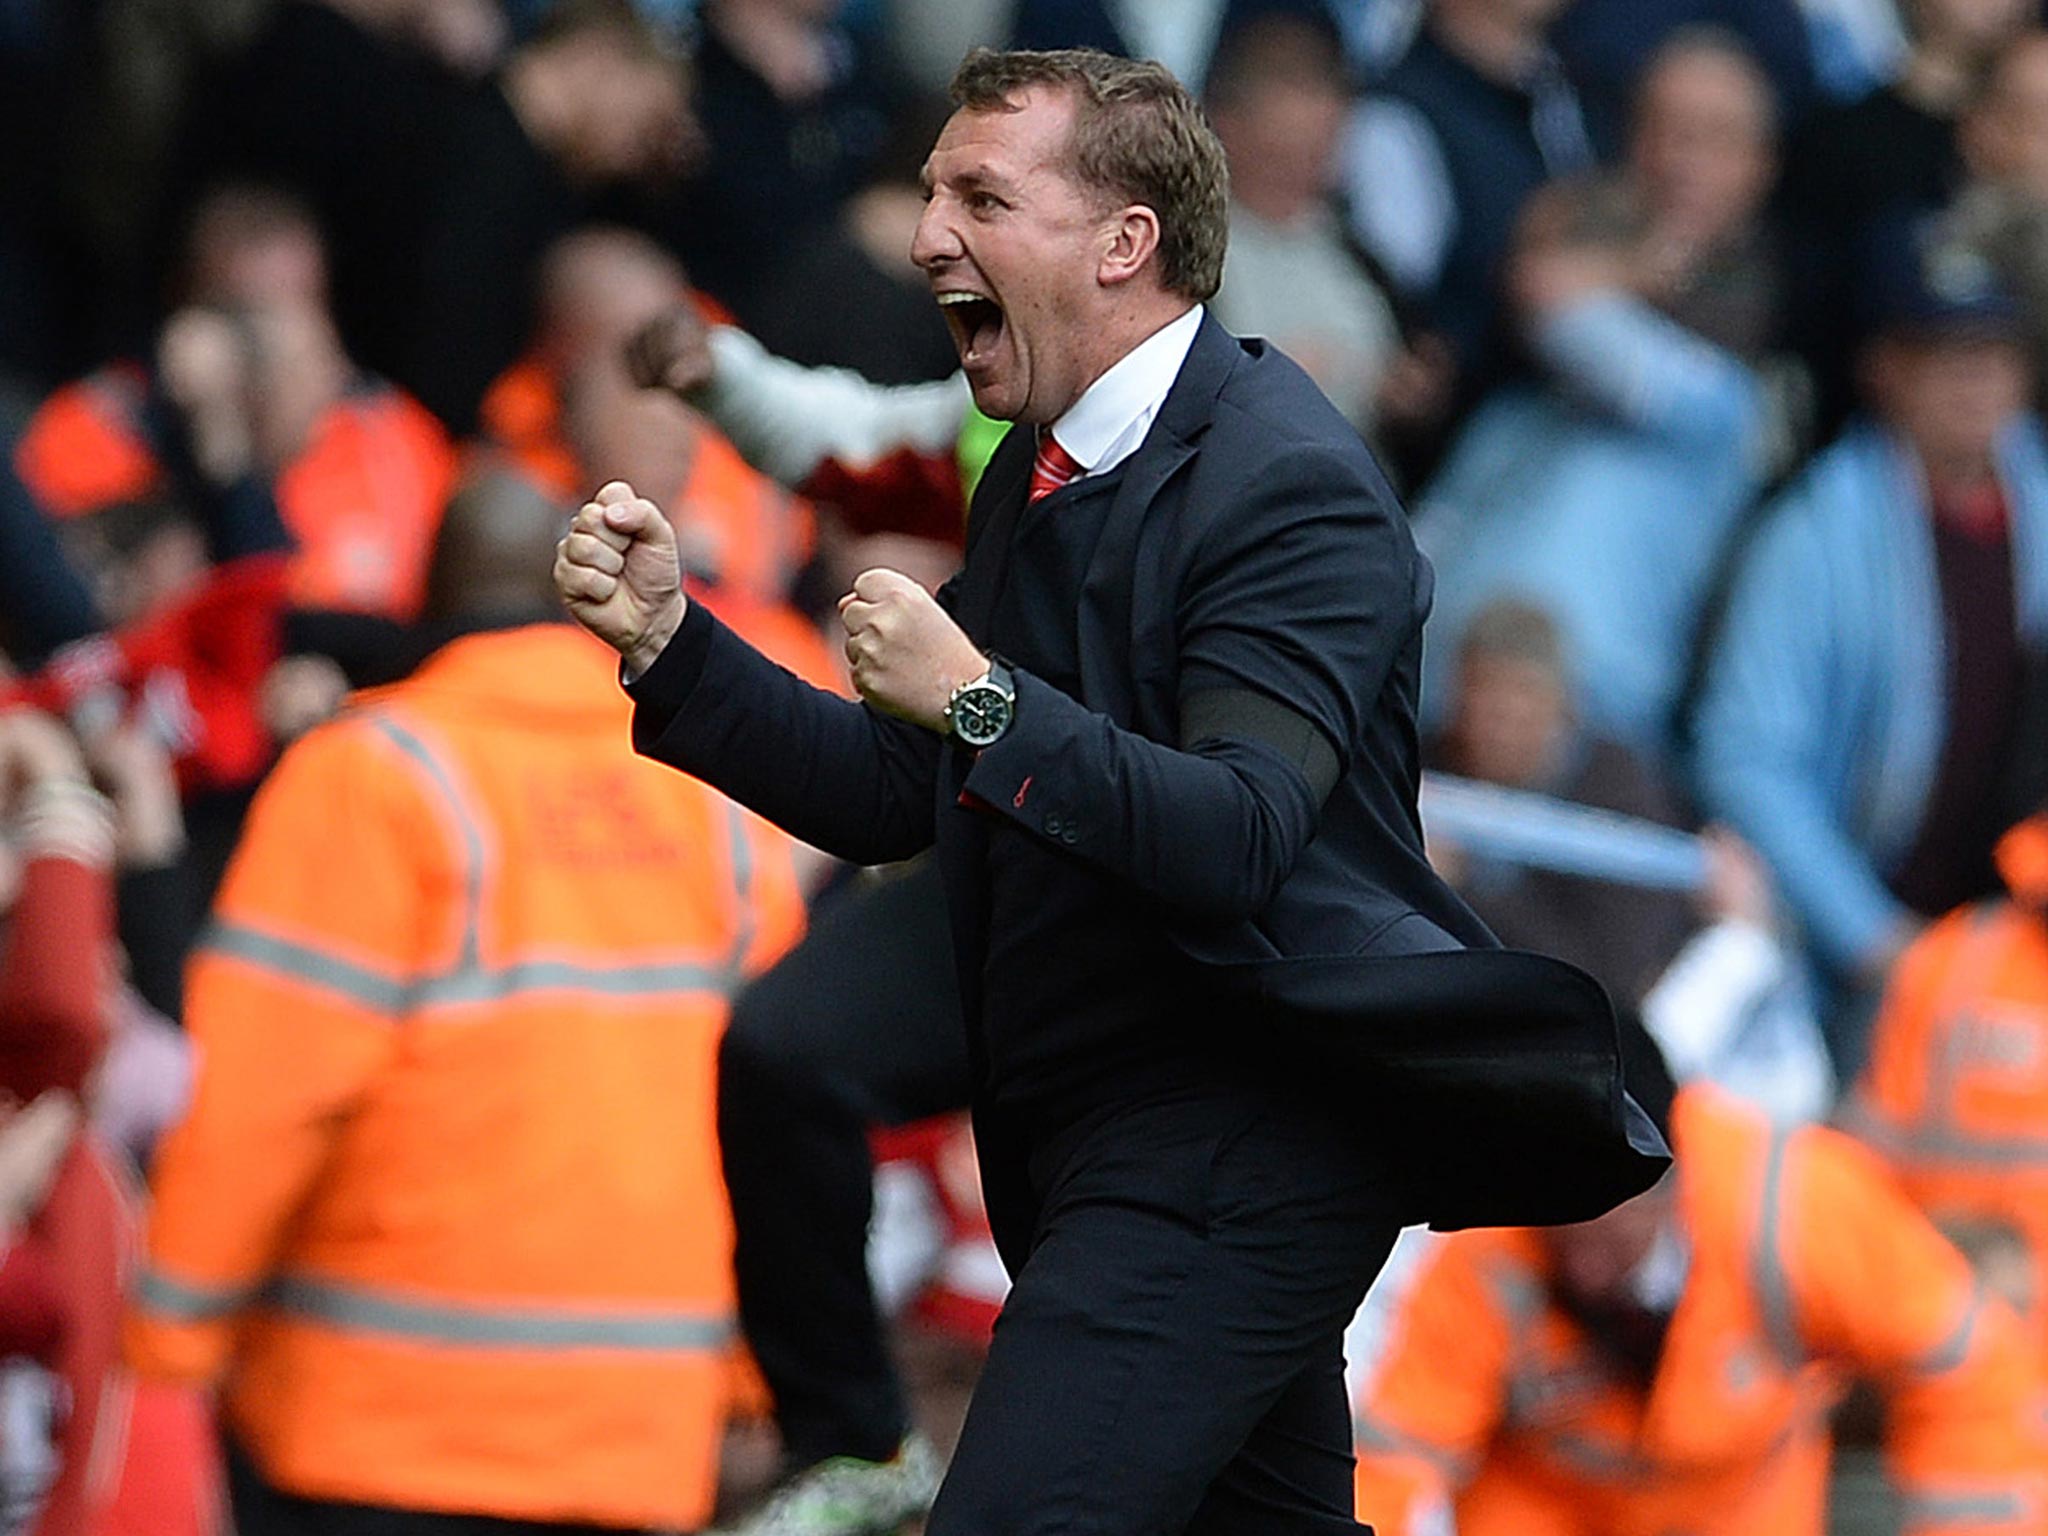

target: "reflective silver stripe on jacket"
[201,708,764,1014]
[369,714,490,969]
[1843,1096,2048,1171]
[203,924,410,1014]
[1753,1128,1802,1367]
[1352,1409,1473,1482]
[1897,1485,2036,1530]
[263,1276,734,1352]
[202,921,738,1016]
[1912,1279,1987,1377]
[135,1267,262,1322]
[140,1267,734,1354]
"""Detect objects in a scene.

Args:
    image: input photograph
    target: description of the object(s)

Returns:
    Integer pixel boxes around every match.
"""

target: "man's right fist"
[554,481,687,677]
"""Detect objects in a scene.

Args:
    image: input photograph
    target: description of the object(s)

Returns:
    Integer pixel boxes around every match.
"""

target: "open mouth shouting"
[936,289,1008,371]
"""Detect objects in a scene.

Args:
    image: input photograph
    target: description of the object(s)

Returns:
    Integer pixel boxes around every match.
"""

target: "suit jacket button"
[1060,828,1079,846]
[1042,815,1062,835]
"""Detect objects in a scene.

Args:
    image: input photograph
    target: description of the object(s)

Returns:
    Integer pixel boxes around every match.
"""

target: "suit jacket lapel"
[949,422,1032,644]
[1078,313,1242,723]
[952,313,1243,706]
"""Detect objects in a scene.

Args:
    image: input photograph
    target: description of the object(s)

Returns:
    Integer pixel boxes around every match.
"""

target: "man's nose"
[910,198,959,272]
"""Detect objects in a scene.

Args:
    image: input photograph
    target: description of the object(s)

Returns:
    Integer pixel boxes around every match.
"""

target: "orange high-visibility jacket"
[678,422,817,604]
[125,624,807,1529]
[474,358,585,504]
[270,385,452,618]
[17,367,451,620]
[1353,1087,2044,1536]
[1849,815,2048,1348]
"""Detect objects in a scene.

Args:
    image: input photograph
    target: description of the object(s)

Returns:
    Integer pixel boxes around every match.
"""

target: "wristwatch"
[945,657,1016,748]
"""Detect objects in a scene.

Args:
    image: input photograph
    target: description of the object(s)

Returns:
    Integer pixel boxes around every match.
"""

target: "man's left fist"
[838,568,987,732]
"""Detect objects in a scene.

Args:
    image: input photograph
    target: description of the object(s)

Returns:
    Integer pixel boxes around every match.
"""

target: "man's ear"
[1099,204,1163,288]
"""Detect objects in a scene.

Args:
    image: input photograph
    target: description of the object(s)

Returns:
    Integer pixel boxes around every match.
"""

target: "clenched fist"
[838,568,986,732]
[626,303,716,398]
[555,481,687,677]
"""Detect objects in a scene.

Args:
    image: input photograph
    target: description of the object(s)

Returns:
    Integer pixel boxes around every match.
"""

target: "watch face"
[953,686,1013,746]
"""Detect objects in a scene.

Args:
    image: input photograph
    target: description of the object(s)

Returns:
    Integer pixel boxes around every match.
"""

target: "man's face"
[1448,651,1570,789]
[565,51,691,185]
[1541,1181,1673,1312]
[246,303,349,468]
[1964,40,2048,199]
[191,226,330,312]
[539,235,685,371]
[760,0,842,23]
[1630,53,1774,247]
[1870,334,2031,471]
[1435,0,1571,36]
[63,511,209,629]
[1909,0,2031,58]
[913,89,1123,424]
[563,363,697,509]
[1213,80,1347,223]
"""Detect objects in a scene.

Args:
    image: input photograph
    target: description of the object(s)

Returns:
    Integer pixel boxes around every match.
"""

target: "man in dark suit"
[556,46,1663,1536]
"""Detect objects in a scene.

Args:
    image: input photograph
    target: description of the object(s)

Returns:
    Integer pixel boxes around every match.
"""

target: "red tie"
[1029,431,1083,504]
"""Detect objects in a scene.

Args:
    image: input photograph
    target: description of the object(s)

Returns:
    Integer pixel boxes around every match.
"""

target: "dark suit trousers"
[717,857,972,1466]
[929,1080,1403,1536]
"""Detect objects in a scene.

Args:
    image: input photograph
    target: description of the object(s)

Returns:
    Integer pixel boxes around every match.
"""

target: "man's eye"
[970,192,1003,213]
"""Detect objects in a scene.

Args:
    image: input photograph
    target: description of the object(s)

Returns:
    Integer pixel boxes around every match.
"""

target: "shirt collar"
[1047,305,1204,479]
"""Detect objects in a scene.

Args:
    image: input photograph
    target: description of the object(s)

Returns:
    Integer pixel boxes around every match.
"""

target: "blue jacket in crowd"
[1691,418,2048,977]
[1418,292,1768,749]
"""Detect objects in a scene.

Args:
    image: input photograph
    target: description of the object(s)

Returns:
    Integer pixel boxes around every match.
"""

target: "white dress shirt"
[1046,305,1205,481]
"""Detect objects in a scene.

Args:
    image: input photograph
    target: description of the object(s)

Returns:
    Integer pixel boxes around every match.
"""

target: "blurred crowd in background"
[5,0,2048,1532]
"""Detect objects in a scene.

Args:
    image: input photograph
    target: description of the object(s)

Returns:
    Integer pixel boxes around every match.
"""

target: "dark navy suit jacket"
[629,313,1667,1238]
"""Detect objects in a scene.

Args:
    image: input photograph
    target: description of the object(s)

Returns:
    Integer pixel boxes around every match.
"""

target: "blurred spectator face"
[1629,45,1776,249]
[183,188,331,312]
[59,502,208,629]
[1449,652,1569,787]
[730,0,844,23]
[407,0,508,76]
[1433,0,1573,36]
[535,229,688,376]
[324,0,423,30]
[1998,812,2048,914]
[570,50,689,184]
[327,0,506,71]
[1962,34,2048,200]
[1445,602,1573,789]
[1541,1180,1675,1312]
[246,304,351,469]
[562,370,734,584]
[1867,333,2031,477]
[1215,86,1345,224]
[563,363,695,507]
[530,31,693,186]
[1907,0,2031,57]
[121,521,209,627]
[1207,23,1350,224]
